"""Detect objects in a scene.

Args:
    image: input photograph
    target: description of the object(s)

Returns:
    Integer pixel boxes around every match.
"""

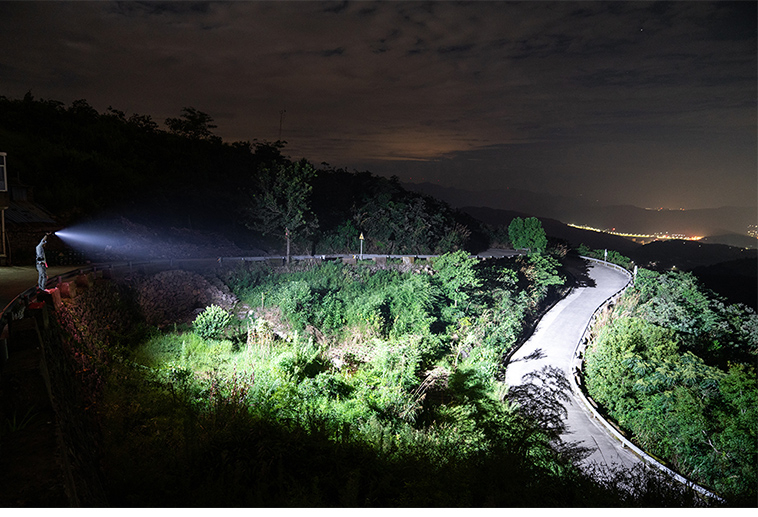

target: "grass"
[1,406,39,434]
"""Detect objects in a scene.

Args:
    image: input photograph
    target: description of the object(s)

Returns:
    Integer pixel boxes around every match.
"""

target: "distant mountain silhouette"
[460,206,640,254]
[405,182,756,237]
[700,233,758,250]
[691,257,758,310]
[627,239,757,271]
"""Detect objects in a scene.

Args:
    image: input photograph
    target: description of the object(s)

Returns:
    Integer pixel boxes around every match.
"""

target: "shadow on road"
[563,255,596,288]
[511,348,546,363]
[505,366,595,462]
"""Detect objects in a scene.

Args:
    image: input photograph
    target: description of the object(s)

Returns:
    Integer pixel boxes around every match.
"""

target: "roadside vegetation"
[49,251,706,506]
[584,268,758,504]
[577,244,633,270]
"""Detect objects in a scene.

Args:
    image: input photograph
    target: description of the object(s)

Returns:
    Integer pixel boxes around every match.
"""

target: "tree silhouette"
[242,159,319,263]
[165,107,219,142]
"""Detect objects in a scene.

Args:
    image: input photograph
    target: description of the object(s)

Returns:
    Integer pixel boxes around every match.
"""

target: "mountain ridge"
[406,182,756,238]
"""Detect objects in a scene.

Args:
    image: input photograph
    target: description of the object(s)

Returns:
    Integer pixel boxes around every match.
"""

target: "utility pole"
[0,152,8,260]
[278,109,286,141]
[285,227,290,265]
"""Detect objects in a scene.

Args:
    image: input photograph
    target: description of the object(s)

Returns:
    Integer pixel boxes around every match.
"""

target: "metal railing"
[2,250,518,327]
[570,257,722,502]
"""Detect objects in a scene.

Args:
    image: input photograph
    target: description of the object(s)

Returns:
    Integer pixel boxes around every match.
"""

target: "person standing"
[36,233,50,290]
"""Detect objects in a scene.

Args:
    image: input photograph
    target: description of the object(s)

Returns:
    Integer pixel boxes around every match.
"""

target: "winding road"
[505,257,642,471]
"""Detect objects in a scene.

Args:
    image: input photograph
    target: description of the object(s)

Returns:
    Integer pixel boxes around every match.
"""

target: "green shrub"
[432,250,481,308]
[509,216,547,253]
[193,304,233,340]
[275,280,314,329]
[577,244,632,270]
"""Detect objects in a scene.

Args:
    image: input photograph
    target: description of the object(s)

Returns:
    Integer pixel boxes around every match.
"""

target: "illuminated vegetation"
[50,254,708,506]
[584,268,758,504]
[508,216,548,254]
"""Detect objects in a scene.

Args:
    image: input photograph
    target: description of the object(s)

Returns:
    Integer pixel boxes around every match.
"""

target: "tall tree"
[165,107,219,142]
[432,250,482,308]
[242,159,318,263]
[508,216,547,254]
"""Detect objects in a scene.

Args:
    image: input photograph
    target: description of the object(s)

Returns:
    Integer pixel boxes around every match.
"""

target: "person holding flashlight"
[36,232,50,290]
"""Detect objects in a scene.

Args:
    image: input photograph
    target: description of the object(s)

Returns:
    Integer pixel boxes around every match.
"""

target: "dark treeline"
[0,94,487,255]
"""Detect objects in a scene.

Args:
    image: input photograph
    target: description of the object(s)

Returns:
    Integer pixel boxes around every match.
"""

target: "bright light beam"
[55,229,125,249]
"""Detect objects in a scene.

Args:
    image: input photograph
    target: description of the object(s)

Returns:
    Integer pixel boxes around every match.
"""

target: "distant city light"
[567,223,704,243]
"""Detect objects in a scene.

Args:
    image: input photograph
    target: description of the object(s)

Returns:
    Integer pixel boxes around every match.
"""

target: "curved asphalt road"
[505,259,641,471]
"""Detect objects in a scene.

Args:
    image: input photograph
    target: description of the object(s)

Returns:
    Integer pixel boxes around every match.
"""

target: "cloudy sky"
[1,1,755,209]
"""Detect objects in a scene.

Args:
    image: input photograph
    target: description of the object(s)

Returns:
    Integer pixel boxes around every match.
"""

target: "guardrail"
[570,257,722,502]
[3,249,522,324]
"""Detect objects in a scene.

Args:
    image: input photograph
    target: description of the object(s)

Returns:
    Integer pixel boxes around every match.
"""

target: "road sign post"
[359,232,364,260]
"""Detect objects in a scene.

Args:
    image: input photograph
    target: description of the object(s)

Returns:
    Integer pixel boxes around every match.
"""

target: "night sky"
[1,1,755,210]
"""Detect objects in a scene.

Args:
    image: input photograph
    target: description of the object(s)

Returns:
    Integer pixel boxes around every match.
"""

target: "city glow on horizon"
[567,223,704,243]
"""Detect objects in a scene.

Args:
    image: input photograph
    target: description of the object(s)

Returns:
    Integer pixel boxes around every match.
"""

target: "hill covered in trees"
[584,267,757,504]
[0,94,486,259]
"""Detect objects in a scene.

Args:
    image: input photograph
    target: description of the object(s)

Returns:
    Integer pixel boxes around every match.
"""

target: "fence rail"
[571,256,722,502]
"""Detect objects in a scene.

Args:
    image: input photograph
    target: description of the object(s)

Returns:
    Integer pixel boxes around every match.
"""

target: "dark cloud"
[0,1,754,209]
[322,1,350,15]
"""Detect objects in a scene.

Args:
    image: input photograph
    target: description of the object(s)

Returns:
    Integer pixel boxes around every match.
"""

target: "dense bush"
[577,244,632,270]
[509,216,547,253]
[310,168,487,255]
[584,268,758,503]
[193,304,234,340]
